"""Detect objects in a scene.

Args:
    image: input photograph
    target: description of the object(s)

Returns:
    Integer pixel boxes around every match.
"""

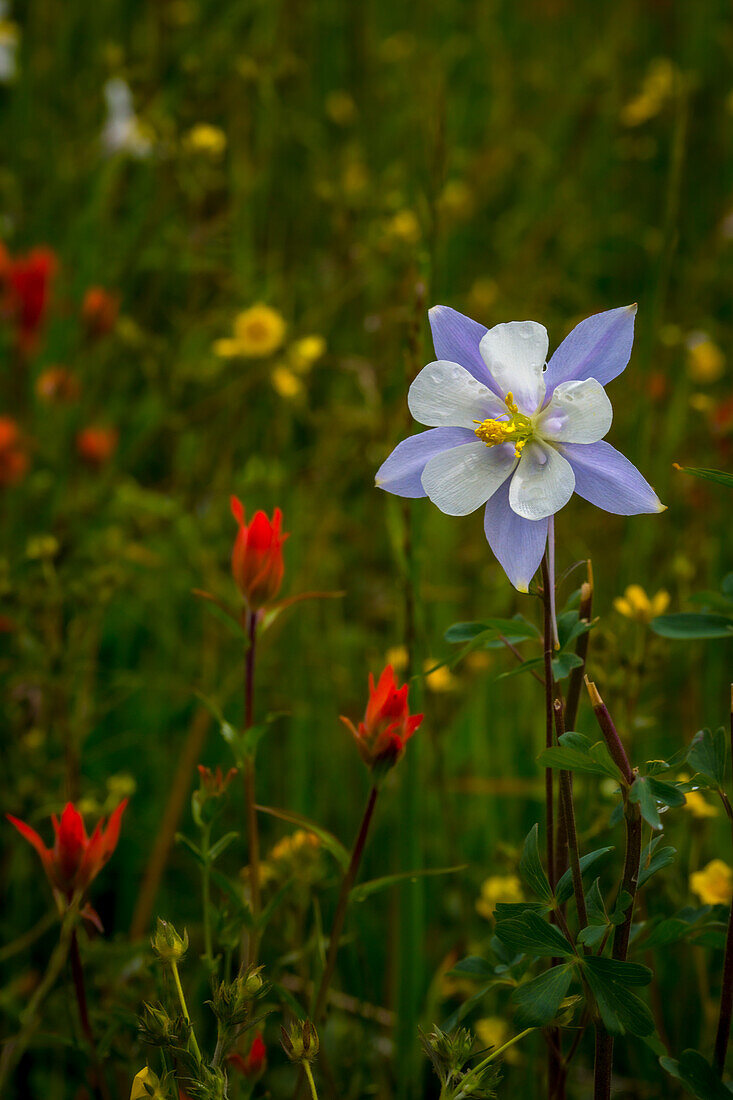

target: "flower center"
[473,393,533,458]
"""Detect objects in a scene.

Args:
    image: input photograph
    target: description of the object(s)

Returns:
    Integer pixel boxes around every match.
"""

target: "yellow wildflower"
[130,1067,164,1100]
[476,874,523,920]
[386,645,409,671]
[385,209,421,245]
[678,773,717,819]
[620,58,676,127]
[325,90,357,126]
[184,123,227,157]
[613,584,670,624]
[423,659,459,693]
[438,180,474,220]
[271,365,302,399]
[690,860,733,905]
[289,334,326,373]
[214,304,286,359]
[686,334,725,383]
[475,1017,520,1063]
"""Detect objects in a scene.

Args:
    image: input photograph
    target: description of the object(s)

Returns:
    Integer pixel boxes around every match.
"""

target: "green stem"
[713,686,733,1076]
[243,610,261,967]
[457,1028,535,1096]
[170,959,202,1064]
[303,1062,320,1100]
[202,821,213,965]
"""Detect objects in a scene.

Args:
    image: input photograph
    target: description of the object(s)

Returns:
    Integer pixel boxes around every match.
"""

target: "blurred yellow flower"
[689,393,714,414]
[271,365,303,399]
[621,58,676,127]
[690,860,733,905]
[424,659,459,693]
[684,789,718,820]
[385,209,421,245]
[475,1017,520,1063]
[342,159,368,197]
[468,277,499,316]
[184,122,227,156]
[386,645,409,671]
[686,334,725,383]
[613,584,669,624]
[289,334,326,373]
[214,304,286,358]
[325,90,357,126]
[438,179,474,220]
[476,874,523,920]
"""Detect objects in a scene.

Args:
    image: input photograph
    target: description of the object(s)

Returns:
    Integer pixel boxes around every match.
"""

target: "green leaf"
[444,617,540,644]
[551,652,584,680]
[446,956,494,981]
[207,831,239,863]
[519,824,553,903]
[495,657,544,681]
[441,980,510,1032]
[349,864,464,904]
[495,911,574,958]
[254,804,350,870]
[175,833,205,866]
[538,732,623,782]
[513,964,574,1027]
[556,847,614,906]
[637,836,676,888]
[582,956,654,1037]
[651,613,733,640]
[661,1049,733,1099]
[674,464,733,489]
[688,727,727,789]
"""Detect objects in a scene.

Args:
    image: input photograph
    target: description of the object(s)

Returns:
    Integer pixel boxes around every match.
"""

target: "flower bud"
[138,1002,190,1048]
[230,496,288,611]
[151,918,188,962]
[208,966,265,1029]
[340,665,423,778]
[280,1019,319,1063]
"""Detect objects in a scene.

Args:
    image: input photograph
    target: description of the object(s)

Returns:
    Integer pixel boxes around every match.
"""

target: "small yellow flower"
[214,304,286,359]
[613,584,670,624]
[289,334,326,373]
[385,209,421,245]
[684,789,718,819]
[386,645,409,671]
[130,1067,164,1100]
[437,179,474,220]
[342,159,368,197]
[271,365,302,399]
[690,860,733,905]
[620,58,676,127]
[423,659,459,693]
[686,334,725,383]
[325,90,357,126]
[184,122,227,157]
[476,874,523,920]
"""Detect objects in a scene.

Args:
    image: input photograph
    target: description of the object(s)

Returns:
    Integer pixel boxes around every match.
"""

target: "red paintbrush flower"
[7,801,127,926]
[231,496,288,611]
[4,246,57,353]
[76,425,118,467]
[341,665,423,776]
[0,416,29,487]
[228,1032,267,1079]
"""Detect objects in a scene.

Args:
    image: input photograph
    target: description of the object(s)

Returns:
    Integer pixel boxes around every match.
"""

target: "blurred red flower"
[35,365,80,403]
[228,1032,267,1078]
[76,425,118,467]
[7,801,127,925]
[0,417,29,487]
[82,286,119,338]
[231,496,288,611]
[341,665,423,774]
[1,245,57,353]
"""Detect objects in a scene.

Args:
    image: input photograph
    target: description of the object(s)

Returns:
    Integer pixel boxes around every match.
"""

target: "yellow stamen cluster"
[473,393,532,458]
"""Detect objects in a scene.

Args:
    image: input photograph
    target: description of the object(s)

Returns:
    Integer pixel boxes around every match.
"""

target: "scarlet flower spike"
[228,1032,267,1079]
[230,495,288,611]
[2,246,57,353]
[7,800,127,923]
[341,664,423,777]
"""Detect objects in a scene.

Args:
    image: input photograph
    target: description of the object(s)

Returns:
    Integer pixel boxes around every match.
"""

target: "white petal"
[408,361,506,428]
[479,321,548,414]
[536,378,613,444]
[509,441,575,520]
[422,441,516,516]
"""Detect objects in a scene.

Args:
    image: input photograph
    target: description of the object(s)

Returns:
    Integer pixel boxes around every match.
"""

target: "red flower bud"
[7,801,127,910]
[4,246,57,353]
[82,286,119,338]
[230,496,288,611]
[0,417,29,487]
[76,425,118,467]
[228,1032,267,1078]
[341,665,423,775]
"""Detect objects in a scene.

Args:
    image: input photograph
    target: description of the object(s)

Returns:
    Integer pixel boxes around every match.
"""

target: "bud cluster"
[419,1025,502,1099]
[208,966,265,1031]
[280,1019,319,1064]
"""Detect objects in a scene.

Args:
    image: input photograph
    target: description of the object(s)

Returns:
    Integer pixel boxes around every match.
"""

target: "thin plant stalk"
[455,1027,536,1098]
[553,699,587,932]
[243,608,262,966]
[713,685,733,1076]
[201,821,213,966]
[303,1062,320,1100]
[69,930,112,1100]
[170,958,202,1064]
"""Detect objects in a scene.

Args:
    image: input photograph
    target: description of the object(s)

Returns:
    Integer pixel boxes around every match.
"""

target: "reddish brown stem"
[713,686,733,1076]
[70,932,112,1100]
[243,610,261,965]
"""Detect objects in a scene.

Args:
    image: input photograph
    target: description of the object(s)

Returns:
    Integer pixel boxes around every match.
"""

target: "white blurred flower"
[0,2,19,84]
[102,78,153,158]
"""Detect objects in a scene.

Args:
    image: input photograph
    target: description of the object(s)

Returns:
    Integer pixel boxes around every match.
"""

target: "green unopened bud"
[138,1002,190,1049]
[280,1019,319,1063]
[208,966,266,1029]
[151,918,188,962]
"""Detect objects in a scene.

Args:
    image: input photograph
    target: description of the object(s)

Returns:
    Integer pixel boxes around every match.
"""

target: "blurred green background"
[2,0,733,1097]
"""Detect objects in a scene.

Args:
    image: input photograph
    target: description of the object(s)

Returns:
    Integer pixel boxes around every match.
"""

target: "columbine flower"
[231,496,288,611]
[690,859,733,905]
[613,584,670,624]
[7,800,127,925]
[214,304,286,359]
[341,665,423,776]
[376,304,665,591]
